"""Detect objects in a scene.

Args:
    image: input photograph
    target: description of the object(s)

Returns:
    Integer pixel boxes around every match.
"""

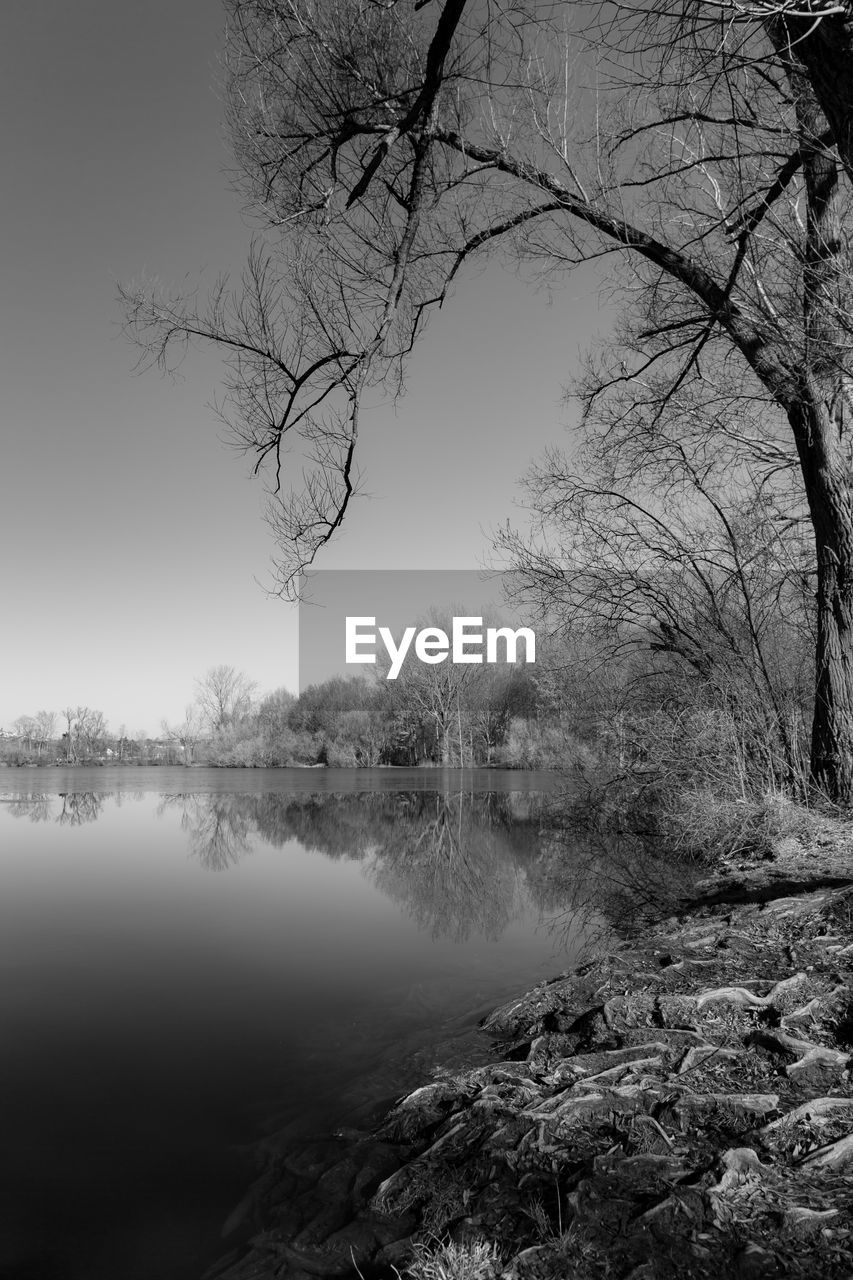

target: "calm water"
[0,768,595,1280]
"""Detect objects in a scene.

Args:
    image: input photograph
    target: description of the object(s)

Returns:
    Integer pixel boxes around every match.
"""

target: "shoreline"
[210,825,853,1280]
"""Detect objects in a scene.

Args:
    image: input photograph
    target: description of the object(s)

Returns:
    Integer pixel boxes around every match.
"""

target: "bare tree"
[194,665,256,732]
[122,0,853,800]
[75,708,108,759]
[378,607,483,764]
[12,716,36,752]
[34,710,57,757]
[60,707,77,763]
[500,366,815,789]
[162,706,206,765]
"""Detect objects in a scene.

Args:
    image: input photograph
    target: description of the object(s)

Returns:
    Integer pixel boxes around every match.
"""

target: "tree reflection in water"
[157,794,255,871]
[2,787,556,940]
[363,792,529,941]
[1,791,140,825]
[57,792,104,826]
[1,786,676,945]
[153,790,544,940]
[2,790,105,825]
[530,825,699,948]
[2,793,55,823]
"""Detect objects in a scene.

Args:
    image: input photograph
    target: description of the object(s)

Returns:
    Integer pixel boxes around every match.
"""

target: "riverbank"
[210,818,853,1280]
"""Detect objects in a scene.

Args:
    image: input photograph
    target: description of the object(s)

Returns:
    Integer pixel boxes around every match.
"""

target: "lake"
[0,767,599,1280]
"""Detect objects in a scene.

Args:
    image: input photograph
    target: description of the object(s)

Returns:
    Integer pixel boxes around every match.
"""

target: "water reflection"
[0,778,598,1280]
[528,824,699,943]
[0,786,692,946]
[157,794,255,871]
[57,791,104,825]
[2,787,555,942]
[363,794,527,941]
[1,792,55,822]
[161,789,546,940]
[1,791,105,824]
[1,791,114,825]
[0,778,699,1280]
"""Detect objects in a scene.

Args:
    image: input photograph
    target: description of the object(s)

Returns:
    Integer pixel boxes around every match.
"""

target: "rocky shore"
[211,832,853,1280]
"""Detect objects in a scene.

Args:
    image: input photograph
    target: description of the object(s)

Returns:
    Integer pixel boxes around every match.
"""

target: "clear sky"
[0,1,605,734]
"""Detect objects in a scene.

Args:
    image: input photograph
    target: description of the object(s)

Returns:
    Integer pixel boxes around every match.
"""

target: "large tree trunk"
[779,47,853,803]
[777,7,853,188]
[812,542,853,805]
[794,400,853,803]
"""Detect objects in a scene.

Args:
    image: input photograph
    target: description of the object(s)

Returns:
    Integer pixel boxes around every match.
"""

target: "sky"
[0,1,606,734]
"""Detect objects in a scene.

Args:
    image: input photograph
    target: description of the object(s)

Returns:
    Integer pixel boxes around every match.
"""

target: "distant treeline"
[193,668,573,768]
[1,655,590,770]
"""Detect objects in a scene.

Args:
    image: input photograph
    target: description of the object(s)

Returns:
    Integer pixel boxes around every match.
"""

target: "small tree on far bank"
[60,707,76,763]
[194,665,256,733]
[162,707,206,765]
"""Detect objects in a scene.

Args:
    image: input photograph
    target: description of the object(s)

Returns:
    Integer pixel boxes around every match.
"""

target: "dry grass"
[662,787,815,862]
[403,1238,502,1280]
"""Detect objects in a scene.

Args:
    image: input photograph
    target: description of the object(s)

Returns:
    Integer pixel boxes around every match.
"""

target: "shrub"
[663,787,817,863]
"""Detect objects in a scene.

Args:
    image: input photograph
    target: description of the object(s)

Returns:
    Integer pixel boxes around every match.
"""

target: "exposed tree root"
[214,884,853,1280]
[800,1133,853,1169]
[764,1097,853,1131]
[696,971,809,1011]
